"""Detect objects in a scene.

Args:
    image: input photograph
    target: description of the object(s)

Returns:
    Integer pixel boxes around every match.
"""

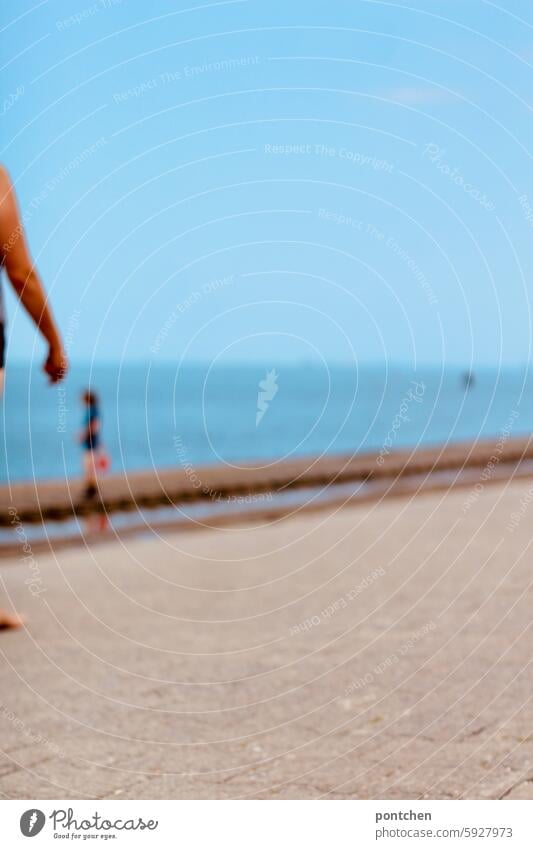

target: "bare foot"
[0,609,25,630]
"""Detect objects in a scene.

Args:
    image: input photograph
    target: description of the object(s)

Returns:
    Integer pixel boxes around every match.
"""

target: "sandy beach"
[1,473,532,800]
[3,435,532,526]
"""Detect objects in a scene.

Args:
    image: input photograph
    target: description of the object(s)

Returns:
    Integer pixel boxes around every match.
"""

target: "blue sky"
[2,0,533,366]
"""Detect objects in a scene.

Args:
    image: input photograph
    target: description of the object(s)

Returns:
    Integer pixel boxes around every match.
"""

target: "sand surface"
[0,477,532,800]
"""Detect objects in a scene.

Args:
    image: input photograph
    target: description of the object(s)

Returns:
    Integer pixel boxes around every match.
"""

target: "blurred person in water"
[79,389,105,499]
[0,165,68,629]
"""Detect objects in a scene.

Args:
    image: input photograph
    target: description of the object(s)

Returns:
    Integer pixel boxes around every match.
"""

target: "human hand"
[44,343,68,384]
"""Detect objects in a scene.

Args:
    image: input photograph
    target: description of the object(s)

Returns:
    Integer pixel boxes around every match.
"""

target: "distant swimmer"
[462,370,475,390]
[0,166,67,629]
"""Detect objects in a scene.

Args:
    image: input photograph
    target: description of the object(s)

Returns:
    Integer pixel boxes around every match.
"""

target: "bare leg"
[0,372,24,630]
[83,450,98,498]
[0,609,24,629]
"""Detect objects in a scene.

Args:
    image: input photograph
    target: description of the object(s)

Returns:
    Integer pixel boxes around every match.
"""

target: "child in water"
[80,390,102,499]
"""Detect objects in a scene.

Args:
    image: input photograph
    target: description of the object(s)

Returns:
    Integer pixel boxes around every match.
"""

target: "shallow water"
[3,460,532,551]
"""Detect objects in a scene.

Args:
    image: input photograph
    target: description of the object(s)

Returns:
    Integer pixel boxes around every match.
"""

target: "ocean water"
[1,362,530,483]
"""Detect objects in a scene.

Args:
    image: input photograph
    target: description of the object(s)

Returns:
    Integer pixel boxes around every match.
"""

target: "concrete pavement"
[0,477,532,799]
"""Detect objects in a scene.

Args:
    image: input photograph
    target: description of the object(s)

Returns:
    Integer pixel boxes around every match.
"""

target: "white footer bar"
[1,799,532,847]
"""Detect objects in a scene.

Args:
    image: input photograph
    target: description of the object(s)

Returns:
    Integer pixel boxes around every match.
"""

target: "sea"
[1,362,530,483]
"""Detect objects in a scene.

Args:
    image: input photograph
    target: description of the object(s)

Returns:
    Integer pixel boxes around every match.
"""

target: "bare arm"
[0,166,67,382]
